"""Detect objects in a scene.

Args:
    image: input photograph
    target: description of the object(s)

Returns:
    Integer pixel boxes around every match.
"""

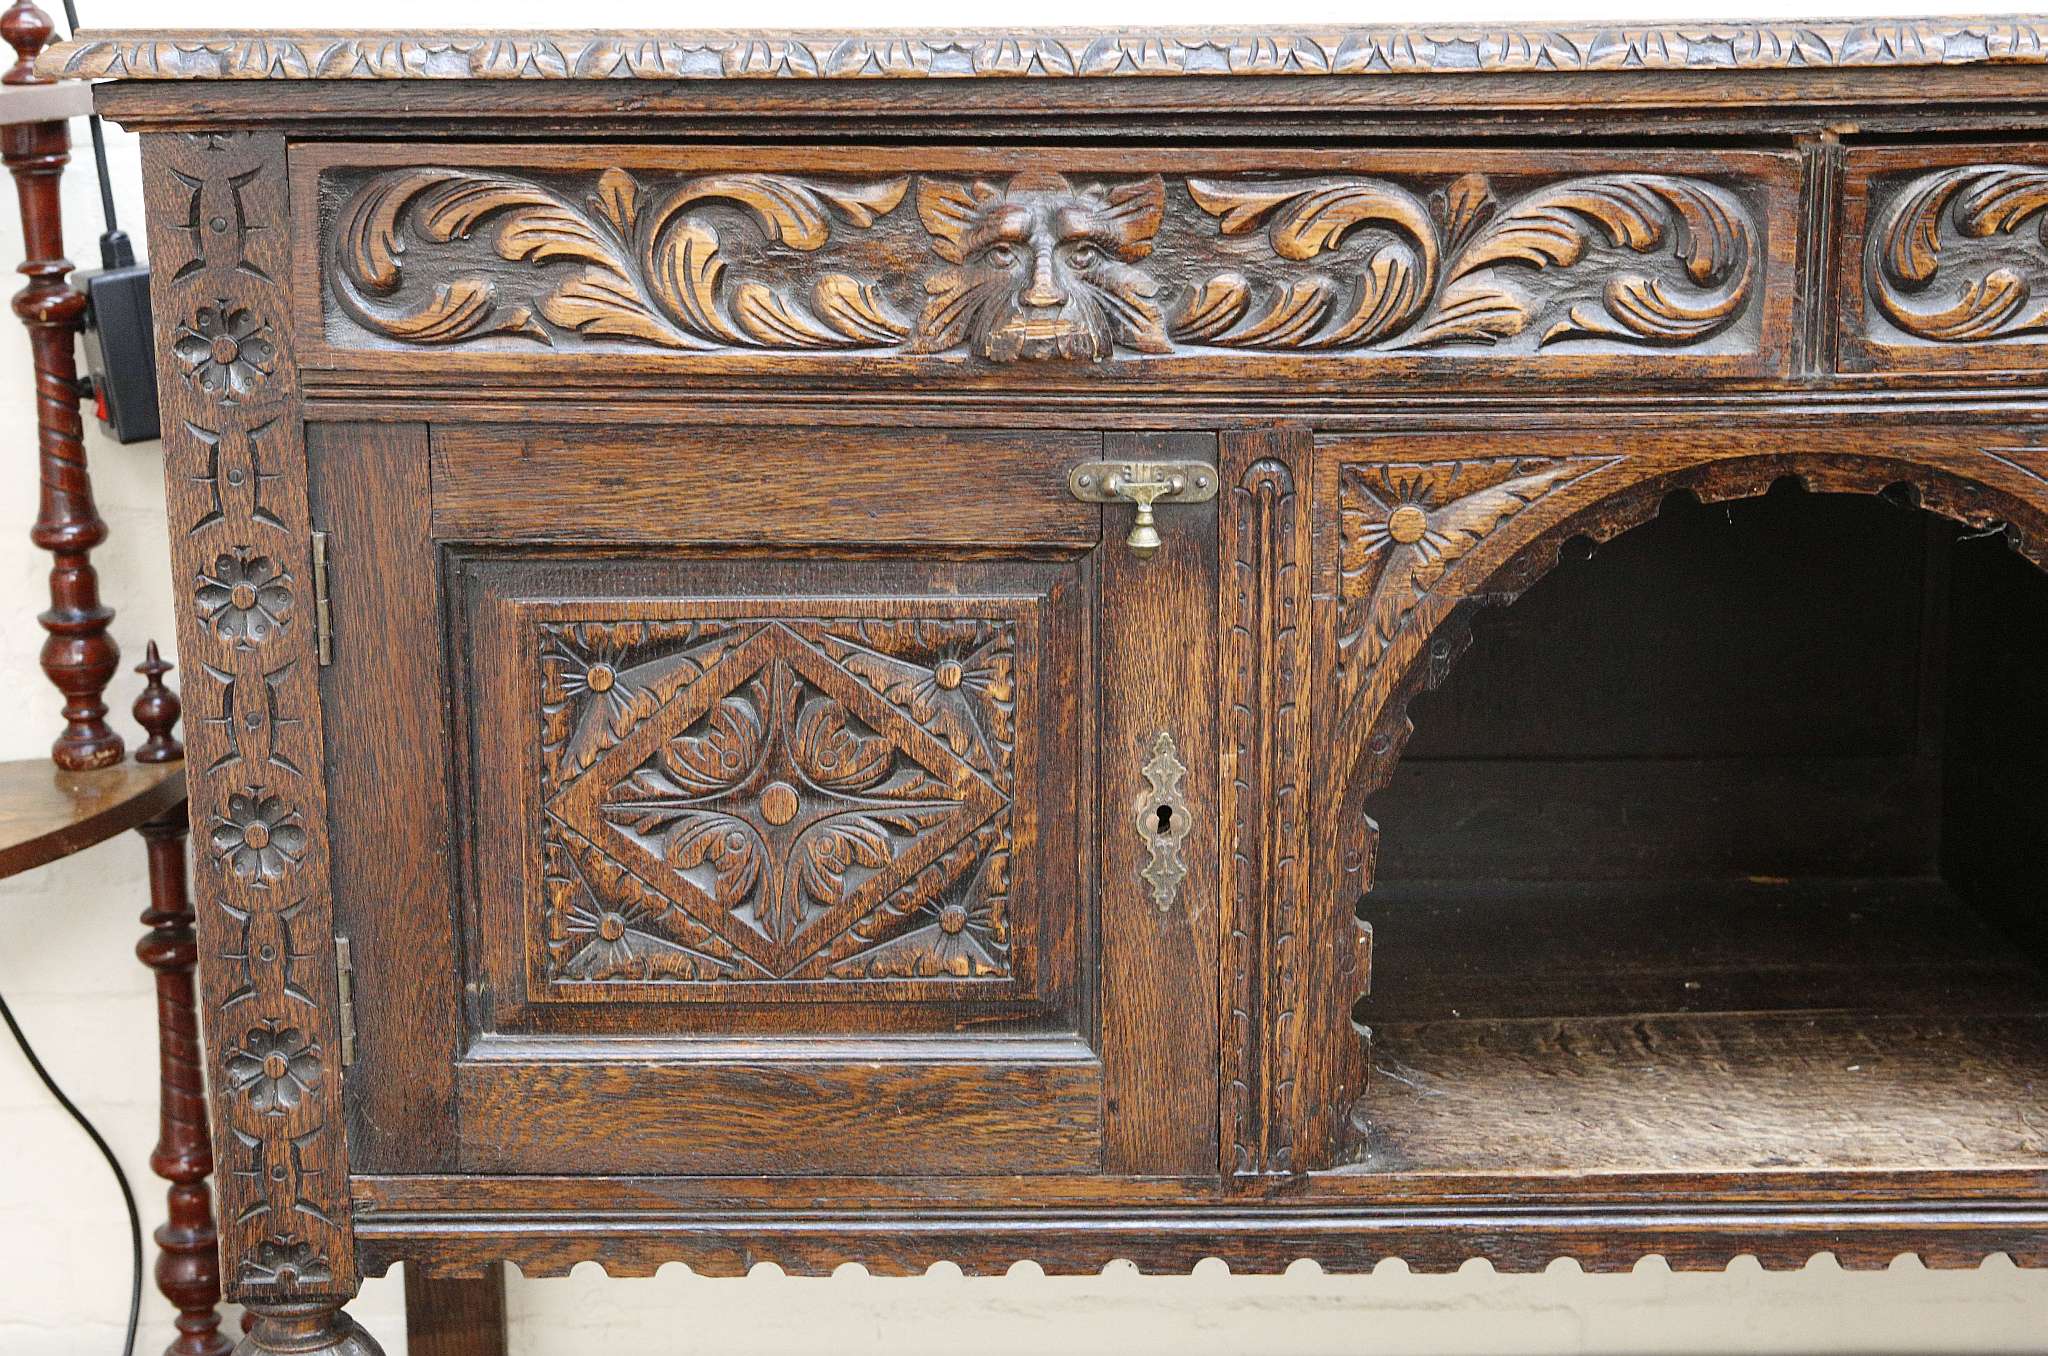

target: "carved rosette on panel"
[141,133,357,1298]
[320,165,1765,365]
[1868,164,2048,345]
[535,617,1018,991]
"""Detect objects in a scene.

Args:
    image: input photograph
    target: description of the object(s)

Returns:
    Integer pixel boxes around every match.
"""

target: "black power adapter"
[62,0,158,447]
[75,226,157,444]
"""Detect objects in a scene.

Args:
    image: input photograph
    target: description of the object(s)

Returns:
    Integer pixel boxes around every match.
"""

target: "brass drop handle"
[1069,459,1219,558]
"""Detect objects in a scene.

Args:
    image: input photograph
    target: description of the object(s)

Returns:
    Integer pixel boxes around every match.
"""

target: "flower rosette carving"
[195,548,292,650]
[173,300,276,401]
[1176,171,1758,353]
[223,1020,323,1114]
[210,788,308,885]
[331,166,912,351]
[1870,164,2048,344]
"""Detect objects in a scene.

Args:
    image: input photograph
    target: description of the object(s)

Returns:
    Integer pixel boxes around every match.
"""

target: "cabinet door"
[317,423,1220,1178]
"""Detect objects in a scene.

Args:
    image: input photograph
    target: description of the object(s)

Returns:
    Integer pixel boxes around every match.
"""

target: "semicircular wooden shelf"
[0,757,186,882]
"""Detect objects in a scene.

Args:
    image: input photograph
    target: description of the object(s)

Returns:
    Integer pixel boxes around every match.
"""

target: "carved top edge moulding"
[37,17,2048,82]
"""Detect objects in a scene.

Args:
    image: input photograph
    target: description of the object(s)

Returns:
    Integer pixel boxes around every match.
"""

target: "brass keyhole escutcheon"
[1069,459,1220,559]
[1134,730,1192,911]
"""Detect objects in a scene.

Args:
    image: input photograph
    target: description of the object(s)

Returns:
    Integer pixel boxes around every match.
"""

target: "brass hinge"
[311,530,333,666]
[334,935,357,1067]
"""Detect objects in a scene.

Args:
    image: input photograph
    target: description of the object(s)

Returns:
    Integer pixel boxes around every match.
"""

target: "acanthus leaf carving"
[1177,172,1758,353]
[324,164,1764,362]
[332,167,912,352]
[1870,164,2048,343]
[1181,177,1438,348]
[1409,175,1757,348]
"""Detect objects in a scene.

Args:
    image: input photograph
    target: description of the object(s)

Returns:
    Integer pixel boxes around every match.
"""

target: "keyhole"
[1155,804,1173,837]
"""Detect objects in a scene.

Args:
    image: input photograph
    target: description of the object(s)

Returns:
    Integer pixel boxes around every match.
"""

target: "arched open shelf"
[1338,454,2048,1181]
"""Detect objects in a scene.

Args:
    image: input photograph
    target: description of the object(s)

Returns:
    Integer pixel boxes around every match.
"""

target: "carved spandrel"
[319,163,1772,366]
[535,616,1021,994]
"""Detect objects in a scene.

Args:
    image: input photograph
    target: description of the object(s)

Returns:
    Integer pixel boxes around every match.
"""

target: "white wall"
[3,0,2047,1351]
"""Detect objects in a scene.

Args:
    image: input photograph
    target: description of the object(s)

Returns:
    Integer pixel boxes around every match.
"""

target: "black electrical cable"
[58,0,132,268]
[0,985,143,1356]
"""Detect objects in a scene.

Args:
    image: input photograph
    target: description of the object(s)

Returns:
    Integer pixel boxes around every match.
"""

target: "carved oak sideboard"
[46,19,2048,1354]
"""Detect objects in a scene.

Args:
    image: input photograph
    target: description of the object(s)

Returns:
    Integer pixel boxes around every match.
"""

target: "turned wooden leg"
[237,1302,384,1356]
[2,1,123,770]
[404,1268,508,1356]
[135,647,234,1356]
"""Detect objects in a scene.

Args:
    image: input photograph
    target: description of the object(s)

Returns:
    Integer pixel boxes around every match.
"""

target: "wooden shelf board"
[1357,1010,2048,1177]
[0,757,186,882]
[1353,875,2048,1178]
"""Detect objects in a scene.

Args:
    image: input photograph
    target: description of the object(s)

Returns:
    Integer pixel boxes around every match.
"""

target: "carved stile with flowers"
[143,131,359,1300]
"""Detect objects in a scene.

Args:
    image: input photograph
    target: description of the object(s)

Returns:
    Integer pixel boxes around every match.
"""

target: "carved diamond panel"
[534,617,1019,991]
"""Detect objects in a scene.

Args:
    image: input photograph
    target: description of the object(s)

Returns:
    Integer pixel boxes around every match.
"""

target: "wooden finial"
[0,3,54,86]
[134,641,184,765]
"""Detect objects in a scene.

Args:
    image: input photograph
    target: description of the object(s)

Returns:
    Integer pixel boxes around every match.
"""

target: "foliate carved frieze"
[44,20,2048,82]
[141,132,355,1298]
[318,162,1772,366]
[1866,164,2048,347]
[535,615,1021,994]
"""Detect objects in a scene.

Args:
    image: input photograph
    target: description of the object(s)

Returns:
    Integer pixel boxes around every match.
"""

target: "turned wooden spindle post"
[4,0,120,769]
[134,644,233,1356]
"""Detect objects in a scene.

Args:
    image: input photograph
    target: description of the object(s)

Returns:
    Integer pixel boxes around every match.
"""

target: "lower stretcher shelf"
[1353,876,2048,1176]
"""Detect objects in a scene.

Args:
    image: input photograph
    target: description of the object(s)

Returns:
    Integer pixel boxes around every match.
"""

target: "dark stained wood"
[1097,431,1219,1176]
[84,24,2048,1347]
[403,1270,505,1356]
[430,424,1101,547]
[46,20,2048,85]
[0,755,184,879]
[283,142,1801,396]
[131,653,234,1356]
[4,2,120,768]
[140,128,361,1309]
[1361,876,2048,1024]
[459,1057,1102,1175]
[308,420,461,1173]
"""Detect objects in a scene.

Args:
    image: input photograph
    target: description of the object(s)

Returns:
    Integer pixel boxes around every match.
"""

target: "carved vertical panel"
[1220,428,1349,1173]
[141,132,356,1300]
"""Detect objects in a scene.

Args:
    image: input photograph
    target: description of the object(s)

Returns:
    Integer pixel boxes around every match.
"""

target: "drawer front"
[293,142,1802,390]
[1841,143,2048,374]
[318,423,1222,1179]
